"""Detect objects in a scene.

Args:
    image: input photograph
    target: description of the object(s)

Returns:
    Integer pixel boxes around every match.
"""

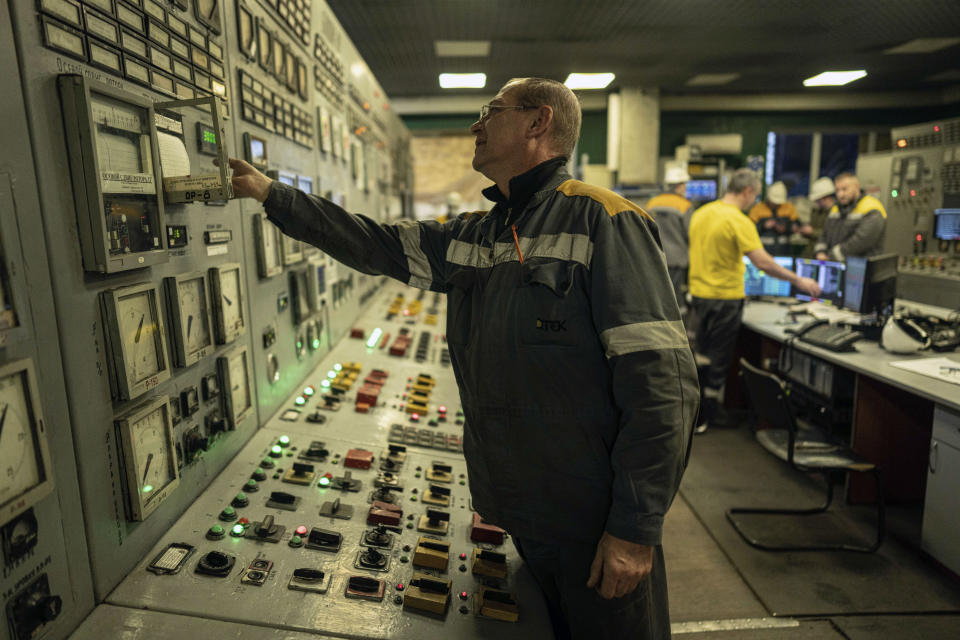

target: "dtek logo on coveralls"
[536,318,567,331]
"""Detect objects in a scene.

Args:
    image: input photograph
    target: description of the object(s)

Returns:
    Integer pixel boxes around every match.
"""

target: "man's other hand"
[797,277,822,298]
[585,532,653,599]
[227,157,273,203]
[815,251,829,260]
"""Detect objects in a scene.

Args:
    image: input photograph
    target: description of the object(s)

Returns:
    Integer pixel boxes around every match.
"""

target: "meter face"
[263,223,281,273]
[118,290,162,388]
[228,350,251,420]
[177,276,212,358]
[0,371,43,509]
[130,404,176,505]
[90,93,155,195]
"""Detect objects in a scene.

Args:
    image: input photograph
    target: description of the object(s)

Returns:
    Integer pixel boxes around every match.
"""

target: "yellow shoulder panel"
[646,193,692,212]
[557,180,652,219]
[854,195,887,218]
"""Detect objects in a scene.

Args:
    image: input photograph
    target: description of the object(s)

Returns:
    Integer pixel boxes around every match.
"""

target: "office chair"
[726,358,885,552]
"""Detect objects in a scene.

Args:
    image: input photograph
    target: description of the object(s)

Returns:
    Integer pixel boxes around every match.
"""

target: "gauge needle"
[135,314,145,343]
[142,452,154,485]
[0,403,7,442]
[223,294,233,306]
[187,315,193,339]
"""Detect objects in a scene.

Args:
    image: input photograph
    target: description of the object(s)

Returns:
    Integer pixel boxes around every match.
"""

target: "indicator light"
[460,591,468,600]
[327,370,337,379]
[295,525,308,536]
[238,517,249,525]
[916,234,923,242]
[279,435,291,446]
[320,379,331,389]
[142,484,154,494]
[411,413,420,422]
[290,535,302,545]
[366,327,382,348]
[459,552,467,560]
[303,386,315,396]
[396,583,405,591]
[318,476,331,487]
[209,524,224,535]
[295,396,306,406]
[231,524,245,536]
[891,189,898,198]
[333,363,342,372]
[438,405,447,413]
[312,338,321,350]
[935,125,941,132]
[910,189,917,197]
[270,445,283,457]
[897,138,907,148]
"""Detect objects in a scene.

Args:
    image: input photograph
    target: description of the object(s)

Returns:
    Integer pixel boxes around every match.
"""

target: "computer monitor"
[685,180,717,202]
[842,253,898,314]
[934,209,960,241]
[794,258,845,305]
[743,256,793,297]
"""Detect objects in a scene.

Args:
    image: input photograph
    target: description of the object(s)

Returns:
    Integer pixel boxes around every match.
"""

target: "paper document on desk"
[889,356,960,386]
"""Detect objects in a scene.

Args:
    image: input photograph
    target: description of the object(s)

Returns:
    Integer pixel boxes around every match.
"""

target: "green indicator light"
[406,523,413,530]
[295,396,306,406]
[366,327,382,349]
[318,477,331,487]
[296,339,304,350]
[312,338,321,350]
[279,435,290,445]
[410,496,417,502]
[223,506,235,515]
[333,363,343,372]
[231,524,245,536]
[142,484,154,494]
[320,380,331,388]
[327,370,337,379]
[210,524,224,535]
[236,493,246,501]
[291,535,302,545]
[271,445,283,455]
[303,386,315,396]
[891,189,899,198]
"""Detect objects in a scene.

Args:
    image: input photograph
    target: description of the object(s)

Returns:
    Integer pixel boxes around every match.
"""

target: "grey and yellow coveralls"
[264,158,699,639]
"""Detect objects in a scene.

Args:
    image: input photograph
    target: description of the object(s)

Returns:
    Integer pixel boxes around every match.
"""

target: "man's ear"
[527,105,554,140]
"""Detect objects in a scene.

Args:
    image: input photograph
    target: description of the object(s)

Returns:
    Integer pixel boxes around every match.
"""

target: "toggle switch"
[413,536,451,570]
[417,509,450,535]
[355,546,390,571]
[283,462,316,485]
[345,575,385,601]
[305,527,342,552]
[266,491,301,511]
[426,462,453,483]
[472,548,508,579]
[288,567,331,593]
[319,497,354,520]
[422,484,451,506]
[363,524,394,549]
[403,573,452,616]
[332,470,362,492]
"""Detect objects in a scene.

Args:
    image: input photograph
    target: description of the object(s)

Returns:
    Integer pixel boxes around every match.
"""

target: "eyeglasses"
[478,103,535,122]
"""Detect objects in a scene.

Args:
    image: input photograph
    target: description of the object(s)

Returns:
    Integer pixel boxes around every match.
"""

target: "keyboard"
[797,324,862,352]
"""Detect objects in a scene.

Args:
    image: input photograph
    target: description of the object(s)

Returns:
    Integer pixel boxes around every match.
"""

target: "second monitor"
[794,258,845,305]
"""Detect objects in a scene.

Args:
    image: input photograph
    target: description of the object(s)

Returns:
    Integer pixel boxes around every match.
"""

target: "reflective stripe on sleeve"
[600,320,689,358]
[396,220,433,288]
[447,233,593,269]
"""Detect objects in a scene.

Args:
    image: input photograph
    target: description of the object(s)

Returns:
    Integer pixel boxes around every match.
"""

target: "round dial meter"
[0,371,42,507]
[117,397,178,521]
[220,268,242,335]
[178,277,211,356]
[119,290,161,387]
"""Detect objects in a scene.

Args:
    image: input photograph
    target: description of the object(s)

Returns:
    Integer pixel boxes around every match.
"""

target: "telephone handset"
[786,318,860,352]
[786,318,829,337]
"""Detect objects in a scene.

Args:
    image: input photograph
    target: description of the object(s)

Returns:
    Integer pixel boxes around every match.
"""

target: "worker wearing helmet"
[747,181,810,256]
[814,172,886,260]
[645,166,694,312]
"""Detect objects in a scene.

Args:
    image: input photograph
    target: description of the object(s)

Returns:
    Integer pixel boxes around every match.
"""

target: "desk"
[737,301,960,573]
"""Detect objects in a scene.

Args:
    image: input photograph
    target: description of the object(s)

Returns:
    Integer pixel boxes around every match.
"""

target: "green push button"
[219,506,237,521]
[207,524,225,540]
[232,493,249,508]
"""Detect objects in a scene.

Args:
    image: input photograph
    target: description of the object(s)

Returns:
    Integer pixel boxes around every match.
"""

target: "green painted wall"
[402,102,959,169]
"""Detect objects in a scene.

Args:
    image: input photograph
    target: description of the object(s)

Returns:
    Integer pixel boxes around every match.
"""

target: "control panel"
[102,282,551,638]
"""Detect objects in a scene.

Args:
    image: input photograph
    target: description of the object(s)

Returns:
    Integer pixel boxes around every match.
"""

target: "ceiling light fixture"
[884,38,960,55]
[802,70,867,87]
[686,73,740,86]
[434,41,491,57]
[564,73,615,90]
[438,73,486,89]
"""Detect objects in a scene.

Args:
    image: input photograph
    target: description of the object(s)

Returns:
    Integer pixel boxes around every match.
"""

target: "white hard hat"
[664,166,691,184]
[808,177,836,201]
[767,181,787,205]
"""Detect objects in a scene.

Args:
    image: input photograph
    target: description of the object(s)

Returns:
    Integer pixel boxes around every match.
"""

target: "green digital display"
[196,122,218,155]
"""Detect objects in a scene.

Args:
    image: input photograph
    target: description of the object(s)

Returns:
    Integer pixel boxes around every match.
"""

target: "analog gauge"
[117,396,178,521]
[210,263,245,344]
[218,347,251,429]
[254,214,282,278]
[194,0,221,33]
[281,234,303,265]
[165,273,213,367]
[102,283,170,401]
[266,353,280,384]
[0,361,53,527]
[290,268,312,325]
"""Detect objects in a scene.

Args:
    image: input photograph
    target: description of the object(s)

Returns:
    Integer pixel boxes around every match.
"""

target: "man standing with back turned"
[229,77,699,639]
[689,170,820,432]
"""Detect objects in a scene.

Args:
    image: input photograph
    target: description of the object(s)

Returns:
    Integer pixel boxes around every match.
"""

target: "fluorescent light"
[926,69,960,82]
[884,38,960,54]
[435,41,491,57]
[438,73,486,89]
[686,73,740,86]
[564,73,615,90]
[803,70,867,87]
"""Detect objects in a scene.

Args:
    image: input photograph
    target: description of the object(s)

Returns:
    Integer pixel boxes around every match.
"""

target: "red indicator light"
[934,125,941,132]
[238,517,249,525]
[396,582,405,591]
[411,413,420,422]
[460,591,469,600]
[438,405,448,413]
[459,552,467,560]
[897,138,907,148]
[910,189,917,197]
[295,525,308,536]
[916,234,923,242]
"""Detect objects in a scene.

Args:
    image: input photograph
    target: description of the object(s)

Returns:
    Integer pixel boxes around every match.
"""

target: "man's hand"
[815,251,829,260]
[227,157,273,202]
[585,532,653,599]
[796,277,821,298]
[763,219,777,229]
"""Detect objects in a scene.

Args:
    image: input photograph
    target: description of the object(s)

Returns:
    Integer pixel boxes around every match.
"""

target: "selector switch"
[244,515,285,543]
[345,576,386,602]
[417,509,451,535]
[331,470,362,492]
[319,497,354,520]
[413,537,451,570]
[426,462,453,483]
[472,549,508,579]
[355,546,390,571]
[299,441,329,462]
[195,551,235,577]
[422,484,451,507]
[305,527,343,553]
[283,462,316,485]
[288,567,331,593]
[370,485,401,504]
[266,491,301,511]
[403,573,452,616]
[362,524,394,549]
[6,574,62,640]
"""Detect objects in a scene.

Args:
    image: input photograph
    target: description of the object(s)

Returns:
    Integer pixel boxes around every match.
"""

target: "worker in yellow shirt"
[689,169,821,433]
[747,181,812,256]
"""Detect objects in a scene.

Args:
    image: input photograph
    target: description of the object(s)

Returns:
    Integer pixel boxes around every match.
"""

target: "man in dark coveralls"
[228,77,699,639]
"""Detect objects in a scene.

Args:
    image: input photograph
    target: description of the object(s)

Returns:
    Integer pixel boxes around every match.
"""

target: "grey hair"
[726,168,762,195]
[502,77,582,157]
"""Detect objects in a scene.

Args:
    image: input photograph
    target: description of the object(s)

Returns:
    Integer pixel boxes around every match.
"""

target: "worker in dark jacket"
[814,172,886,260]
[645,166,694,312]
[228,77,699,640]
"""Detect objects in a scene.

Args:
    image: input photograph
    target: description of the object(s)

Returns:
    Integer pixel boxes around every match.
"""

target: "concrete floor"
[662,426,960,639]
